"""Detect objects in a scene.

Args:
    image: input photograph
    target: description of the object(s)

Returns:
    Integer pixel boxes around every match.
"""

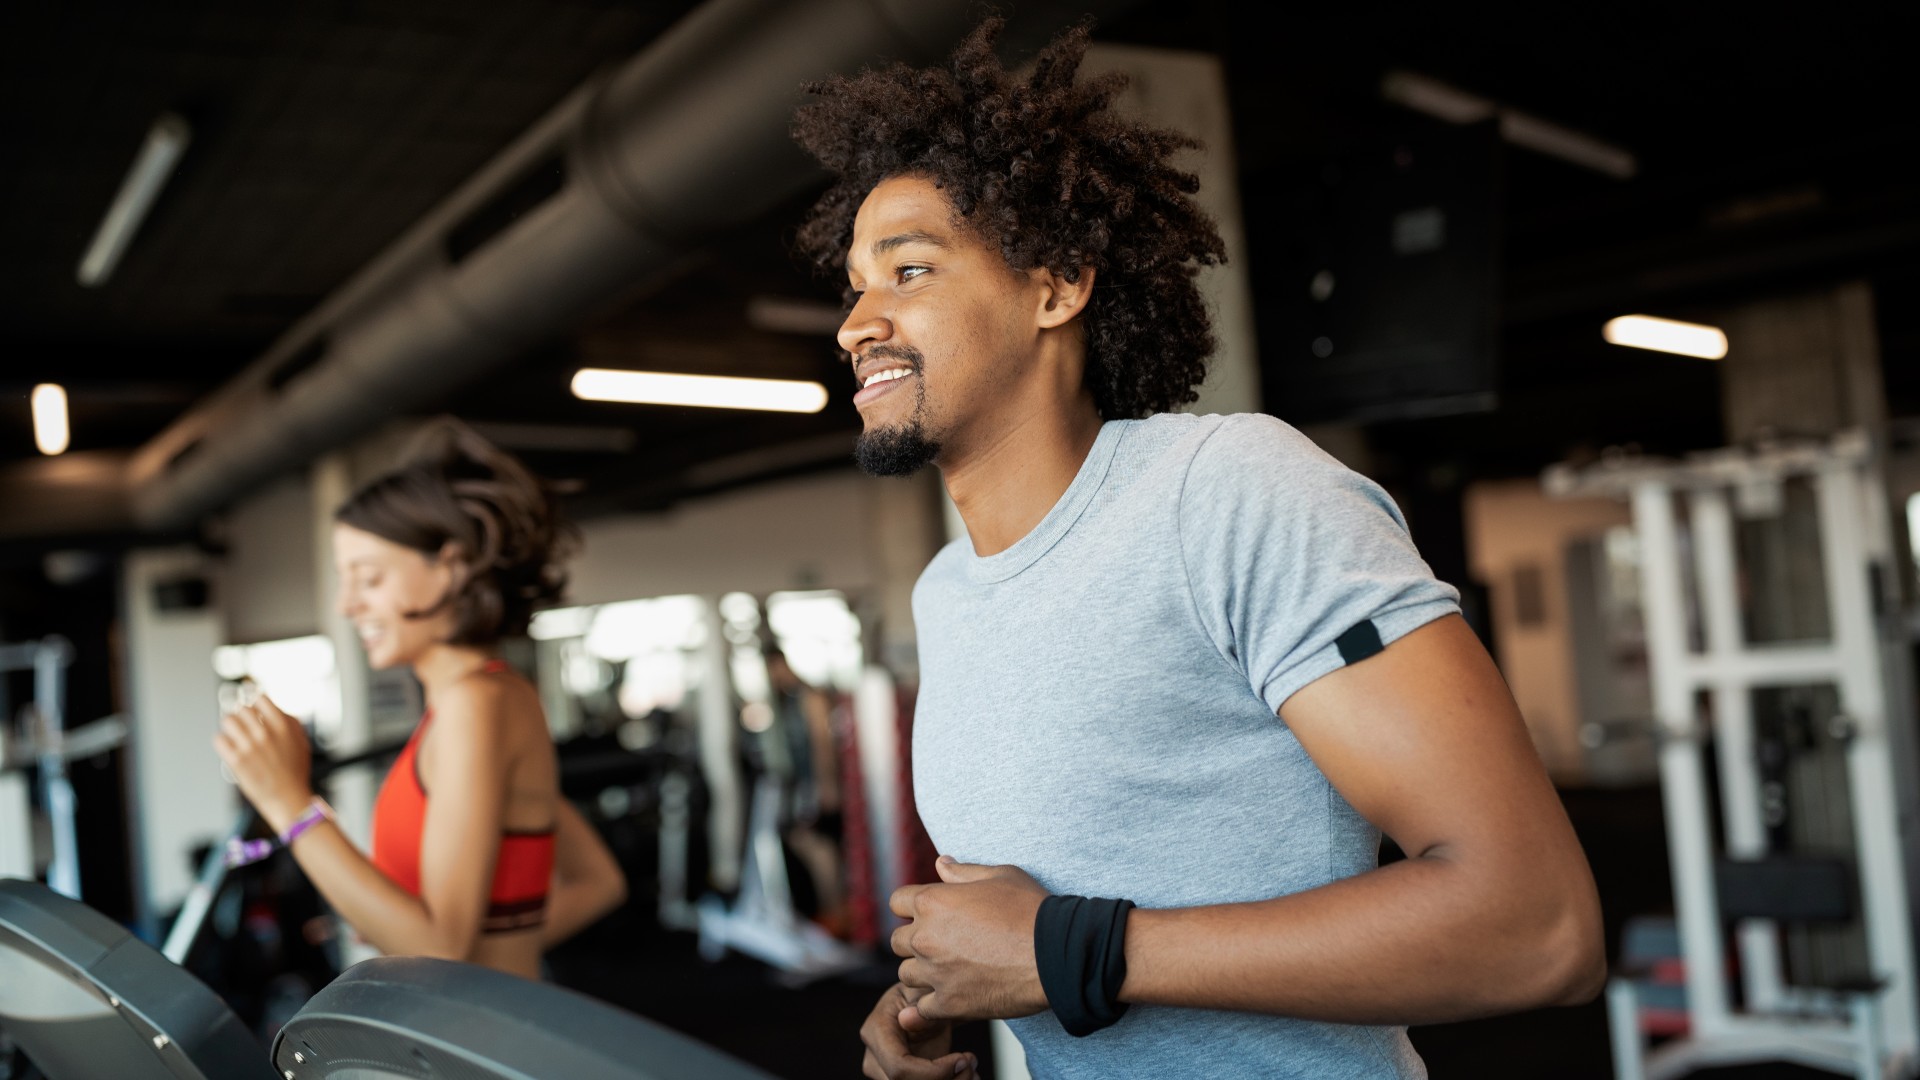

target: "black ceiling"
[2,0,1917,513]
[0,0,699,455]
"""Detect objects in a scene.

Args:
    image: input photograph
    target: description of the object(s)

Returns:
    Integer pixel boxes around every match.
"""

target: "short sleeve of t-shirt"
[1178,414,1461,716]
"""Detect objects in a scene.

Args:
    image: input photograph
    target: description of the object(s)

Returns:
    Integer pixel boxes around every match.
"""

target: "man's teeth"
[862,368,911,389]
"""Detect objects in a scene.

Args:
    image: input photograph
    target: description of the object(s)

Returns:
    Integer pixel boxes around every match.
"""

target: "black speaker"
[1271,120,1502,423]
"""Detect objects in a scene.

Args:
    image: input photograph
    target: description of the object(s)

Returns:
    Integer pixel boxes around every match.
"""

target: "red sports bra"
[370,661,555,934]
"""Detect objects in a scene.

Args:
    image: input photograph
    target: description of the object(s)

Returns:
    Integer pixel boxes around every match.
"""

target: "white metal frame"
[0,638,80,898]
[1548,432,1920,1080]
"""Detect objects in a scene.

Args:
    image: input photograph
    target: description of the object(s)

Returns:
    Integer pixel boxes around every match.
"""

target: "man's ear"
[1035,266,1096,330]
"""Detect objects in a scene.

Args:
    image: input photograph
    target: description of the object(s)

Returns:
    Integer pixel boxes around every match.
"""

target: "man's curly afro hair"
[792,18,1227,421]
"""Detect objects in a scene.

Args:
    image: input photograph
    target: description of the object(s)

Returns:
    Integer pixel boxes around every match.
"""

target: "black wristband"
[1033,893,1136,1038]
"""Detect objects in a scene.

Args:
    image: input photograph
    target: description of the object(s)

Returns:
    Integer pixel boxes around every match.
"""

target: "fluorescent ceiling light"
[1380,71,1496,125]
[1381,71,1637,180]
[77,112,192,287]
[32,384,70,455]
[1603,315,1728,360]
[571,368,829,413]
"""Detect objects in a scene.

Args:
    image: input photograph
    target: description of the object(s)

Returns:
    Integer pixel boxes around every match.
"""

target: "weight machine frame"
[0,637,113,901]
[1549,432,1920,1079]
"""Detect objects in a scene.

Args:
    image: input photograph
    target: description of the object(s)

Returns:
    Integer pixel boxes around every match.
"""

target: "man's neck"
[941,395,1104,557]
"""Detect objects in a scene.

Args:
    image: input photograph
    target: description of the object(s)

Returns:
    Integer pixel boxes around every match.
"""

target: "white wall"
[568,470,883,606]
[223,472,319,644]
[1464,480,1632,782]
[122,547,233,918]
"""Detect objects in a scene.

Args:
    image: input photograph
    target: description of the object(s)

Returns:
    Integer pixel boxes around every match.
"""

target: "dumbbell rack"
[1548,431,1920,1080]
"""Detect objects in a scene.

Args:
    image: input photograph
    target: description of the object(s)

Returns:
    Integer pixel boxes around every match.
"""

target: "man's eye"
[897,265,929,283]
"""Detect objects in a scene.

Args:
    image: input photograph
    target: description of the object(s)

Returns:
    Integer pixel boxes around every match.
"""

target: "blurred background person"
[763,644,848,937]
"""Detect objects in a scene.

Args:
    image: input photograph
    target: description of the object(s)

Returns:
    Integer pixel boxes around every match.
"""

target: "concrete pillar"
[122,547,229,925]
[312,456,375,848]
[1719,281,1889,445]
[1716,281,1909,606]
[1084,44,1261,417]
[698,597,744,892]
[313,454,383,966]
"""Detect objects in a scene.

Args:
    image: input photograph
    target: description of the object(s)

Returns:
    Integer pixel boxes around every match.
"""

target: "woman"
[213,420,627,979]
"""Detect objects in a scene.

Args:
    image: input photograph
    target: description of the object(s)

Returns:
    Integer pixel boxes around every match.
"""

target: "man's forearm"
[1118,853,1602,1025]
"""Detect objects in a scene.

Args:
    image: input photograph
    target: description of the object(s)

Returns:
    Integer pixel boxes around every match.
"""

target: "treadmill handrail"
[276,956,779,1080]
[0,878,276,1080]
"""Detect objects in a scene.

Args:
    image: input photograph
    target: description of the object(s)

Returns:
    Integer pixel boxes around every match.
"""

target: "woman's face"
[332,522,458,669]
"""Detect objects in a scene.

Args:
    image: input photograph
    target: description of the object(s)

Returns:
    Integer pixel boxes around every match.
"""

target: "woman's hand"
[213,694,314,832]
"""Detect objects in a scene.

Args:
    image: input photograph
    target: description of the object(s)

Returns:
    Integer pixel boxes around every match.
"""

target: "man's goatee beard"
[855,418,941,477]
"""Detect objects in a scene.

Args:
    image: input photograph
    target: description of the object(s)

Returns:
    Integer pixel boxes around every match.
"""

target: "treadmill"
[3,878,777,1080]
[0,878,272,1079]
[275,957,778,1079]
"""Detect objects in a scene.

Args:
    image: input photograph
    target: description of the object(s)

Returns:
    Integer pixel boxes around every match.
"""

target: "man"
[792,20,1603,1080]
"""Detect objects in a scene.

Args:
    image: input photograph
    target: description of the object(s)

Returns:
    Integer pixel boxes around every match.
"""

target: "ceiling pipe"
[126,0,1131,532]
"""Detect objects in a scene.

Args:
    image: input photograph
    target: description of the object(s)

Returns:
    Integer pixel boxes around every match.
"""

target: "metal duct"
[127,0,1128,532]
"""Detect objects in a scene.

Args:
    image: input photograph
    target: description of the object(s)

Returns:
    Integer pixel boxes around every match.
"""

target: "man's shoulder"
[1133,411,1337,495]
[921,535,972,579]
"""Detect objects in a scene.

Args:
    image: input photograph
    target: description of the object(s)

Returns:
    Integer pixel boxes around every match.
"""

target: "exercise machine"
[1549,431,1920,1079]
[1,637,127,900]
[0,877,273,1079]
[4,877,777,1079]
[276,956,775,1080]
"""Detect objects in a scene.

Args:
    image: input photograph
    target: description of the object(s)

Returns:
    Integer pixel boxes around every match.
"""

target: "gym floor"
[544,785,1836,1079]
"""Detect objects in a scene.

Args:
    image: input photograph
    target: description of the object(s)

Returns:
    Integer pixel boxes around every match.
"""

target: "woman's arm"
[216,687,512,961]
[540,798,629,948]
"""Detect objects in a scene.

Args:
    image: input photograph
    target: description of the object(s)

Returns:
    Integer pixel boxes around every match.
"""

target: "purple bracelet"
[225,798,333,868]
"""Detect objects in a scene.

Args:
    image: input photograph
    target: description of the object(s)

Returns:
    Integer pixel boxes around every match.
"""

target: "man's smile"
[862,367,912,390]
[854,367,916,408]
[852,348,923,409]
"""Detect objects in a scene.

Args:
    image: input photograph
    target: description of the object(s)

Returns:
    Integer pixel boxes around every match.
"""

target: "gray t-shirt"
[911,412,1460,1079]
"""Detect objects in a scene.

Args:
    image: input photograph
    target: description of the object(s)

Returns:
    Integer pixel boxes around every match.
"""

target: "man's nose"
[837,292,891,359]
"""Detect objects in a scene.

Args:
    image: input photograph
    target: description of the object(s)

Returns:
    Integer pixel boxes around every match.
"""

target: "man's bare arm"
[1113,614,1604,1022]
